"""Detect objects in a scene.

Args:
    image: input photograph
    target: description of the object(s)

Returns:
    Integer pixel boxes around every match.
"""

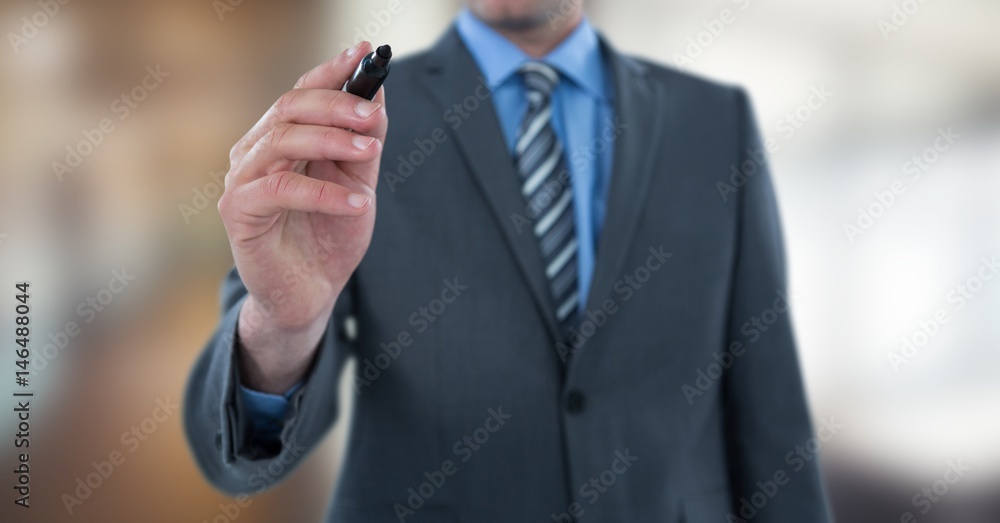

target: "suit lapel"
[415,29,668,350]
[583,41,667,315]
[417,28,563,343]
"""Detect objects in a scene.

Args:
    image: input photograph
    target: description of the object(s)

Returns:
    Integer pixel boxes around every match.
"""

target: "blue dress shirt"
[455,8,615,312]
[239,10,616,443]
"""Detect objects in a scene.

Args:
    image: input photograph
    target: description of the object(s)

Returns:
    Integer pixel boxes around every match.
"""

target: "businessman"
[184,1,831,521]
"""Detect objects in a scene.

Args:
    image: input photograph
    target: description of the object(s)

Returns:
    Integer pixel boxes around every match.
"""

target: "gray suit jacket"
[184,26,831,522]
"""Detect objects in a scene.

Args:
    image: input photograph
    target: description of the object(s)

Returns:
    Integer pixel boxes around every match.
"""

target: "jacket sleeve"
[183,266,352,496]
[722,89,832,522]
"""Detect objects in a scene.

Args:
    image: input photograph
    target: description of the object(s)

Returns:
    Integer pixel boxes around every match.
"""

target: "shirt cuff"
[238,383,302,444]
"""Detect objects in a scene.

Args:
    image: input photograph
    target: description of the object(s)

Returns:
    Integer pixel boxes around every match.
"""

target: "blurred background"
[1,0,998,521]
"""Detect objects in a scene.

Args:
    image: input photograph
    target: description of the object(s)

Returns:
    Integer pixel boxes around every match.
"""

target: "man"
[184,0,831,521]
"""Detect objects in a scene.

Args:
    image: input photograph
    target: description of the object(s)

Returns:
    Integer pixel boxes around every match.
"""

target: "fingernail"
[353,135,376,150]
[355,101,381,118]
[346,41,362,57]
[348,193,369,209]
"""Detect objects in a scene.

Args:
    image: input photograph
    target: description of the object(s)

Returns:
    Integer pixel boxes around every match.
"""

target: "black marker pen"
[343,44,392,101]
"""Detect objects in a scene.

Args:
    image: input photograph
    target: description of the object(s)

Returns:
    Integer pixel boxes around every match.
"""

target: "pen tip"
[376,45,392,60]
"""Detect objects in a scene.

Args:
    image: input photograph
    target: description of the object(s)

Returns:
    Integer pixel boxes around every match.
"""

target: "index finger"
[295,41,374,90]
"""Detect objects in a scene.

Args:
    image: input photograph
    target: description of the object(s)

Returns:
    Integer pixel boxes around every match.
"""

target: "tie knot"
[519,61,559,101]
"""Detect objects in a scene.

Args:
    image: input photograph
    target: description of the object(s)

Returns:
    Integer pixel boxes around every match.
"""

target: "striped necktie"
[514,61,579,332]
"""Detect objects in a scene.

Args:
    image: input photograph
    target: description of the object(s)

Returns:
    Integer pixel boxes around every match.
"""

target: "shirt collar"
[455,8,608,102]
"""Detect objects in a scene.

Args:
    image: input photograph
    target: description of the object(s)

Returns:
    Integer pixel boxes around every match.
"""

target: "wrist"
[240,293,333,338]
[236,295,332,393]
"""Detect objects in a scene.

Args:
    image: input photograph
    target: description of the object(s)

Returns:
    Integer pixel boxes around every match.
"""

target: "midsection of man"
[183,2,829,522]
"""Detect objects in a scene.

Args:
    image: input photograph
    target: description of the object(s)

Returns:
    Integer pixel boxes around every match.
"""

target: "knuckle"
[264,122,294,149]
[294,70,310,89]
[323,92,347,117]
[320,126,342,149]
[216,193,231,216]
[228,143,243,167]
[274,89,299,118]
[313,182,328,204]
[265,171,294,198]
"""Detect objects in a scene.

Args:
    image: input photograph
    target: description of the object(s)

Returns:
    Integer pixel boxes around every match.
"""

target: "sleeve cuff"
[238,382,302,445]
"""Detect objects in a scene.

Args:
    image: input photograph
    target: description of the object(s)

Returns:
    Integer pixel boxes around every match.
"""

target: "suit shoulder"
[629,56,747,108]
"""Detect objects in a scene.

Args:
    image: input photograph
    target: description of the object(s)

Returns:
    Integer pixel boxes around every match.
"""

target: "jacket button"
[566,391,585,414]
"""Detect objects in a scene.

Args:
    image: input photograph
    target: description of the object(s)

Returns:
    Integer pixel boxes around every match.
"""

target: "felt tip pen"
[343,44,392,101]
